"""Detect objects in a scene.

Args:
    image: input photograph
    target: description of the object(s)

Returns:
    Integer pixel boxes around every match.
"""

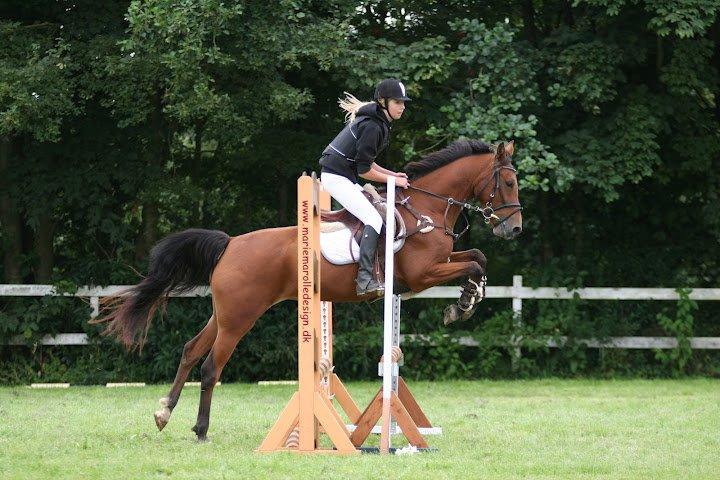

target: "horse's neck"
[409,154,495,225]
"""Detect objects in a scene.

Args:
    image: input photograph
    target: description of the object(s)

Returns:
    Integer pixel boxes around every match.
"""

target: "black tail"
[91,229,230,350]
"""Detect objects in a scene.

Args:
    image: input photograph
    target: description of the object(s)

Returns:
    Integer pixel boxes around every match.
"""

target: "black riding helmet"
[373,78,411,115]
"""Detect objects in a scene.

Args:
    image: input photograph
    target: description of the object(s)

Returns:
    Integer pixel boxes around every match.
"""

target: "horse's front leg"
[416,259,485,326]
[448,249,487,321]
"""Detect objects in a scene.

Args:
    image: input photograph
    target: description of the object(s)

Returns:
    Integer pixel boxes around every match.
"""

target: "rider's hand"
[395,176,409,189]
[395,172,409,179]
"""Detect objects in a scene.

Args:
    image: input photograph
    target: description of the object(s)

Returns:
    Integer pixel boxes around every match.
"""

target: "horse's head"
[474,141,523,240]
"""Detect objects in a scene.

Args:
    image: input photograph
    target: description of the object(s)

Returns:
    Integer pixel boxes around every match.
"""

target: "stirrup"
[356,280,384,297]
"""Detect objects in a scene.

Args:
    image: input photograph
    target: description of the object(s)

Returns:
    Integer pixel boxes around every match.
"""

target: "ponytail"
[338,92,375,124]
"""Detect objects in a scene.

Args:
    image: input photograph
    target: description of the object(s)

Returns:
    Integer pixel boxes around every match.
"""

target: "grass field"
[1,379,718,479]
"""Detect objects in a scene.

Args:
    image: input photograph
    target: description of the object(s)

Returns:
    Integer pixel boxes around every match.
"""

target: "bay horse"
[93,139,522,441]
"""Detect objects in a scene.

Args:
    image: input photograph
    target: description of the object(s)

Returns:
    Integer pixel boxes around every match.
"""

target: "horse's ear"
[506,140,514,155]
[495,142,506,159]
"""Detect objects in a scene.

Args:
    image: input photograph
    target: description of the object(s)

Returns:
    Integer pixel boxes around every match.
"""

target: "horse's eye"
[505,180,514,187]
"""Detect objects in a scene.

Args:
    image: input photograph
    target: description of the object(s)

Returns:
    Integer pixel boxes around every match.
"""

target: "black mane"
[404,140,494,180]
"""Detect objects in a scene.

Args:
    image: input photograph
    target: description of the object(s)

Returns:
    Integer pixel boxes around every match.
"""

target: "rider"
[319,78,410,296]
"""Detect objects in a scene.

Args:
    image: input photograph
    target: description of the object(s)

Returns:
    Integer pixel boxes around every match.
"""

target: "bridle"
[401,165,523,242]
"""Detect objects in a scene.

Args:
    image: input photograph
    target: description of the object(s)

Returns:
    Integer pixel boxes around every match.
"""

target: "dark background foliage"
[1,0,719,383]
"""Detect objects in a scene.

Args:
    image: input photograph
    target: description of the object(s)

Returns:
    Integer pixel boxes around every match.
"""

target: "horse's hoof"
[191,424,209,442]
[461,307,476,322]
[154,410,169,431]
[154,397,172,431]
[443,305,461,325]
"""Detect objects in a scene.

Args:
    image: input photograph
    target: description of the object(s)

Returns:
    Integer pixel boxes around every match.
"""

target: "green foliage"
[2,0,720,383]
[340,36,455,92]
[555,88,664,201]
[660,38,718,100]
[547,40,625,113]
[645,0,720,38]
[427,19,570,193]
[578,0,720,38]
[404,332,472,380]
[0,22,77,141]
[655,288,698,376]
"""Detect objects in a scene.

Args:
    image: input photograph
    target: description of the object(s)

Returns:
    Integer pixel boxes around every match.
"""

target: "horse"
[92,139,522,441]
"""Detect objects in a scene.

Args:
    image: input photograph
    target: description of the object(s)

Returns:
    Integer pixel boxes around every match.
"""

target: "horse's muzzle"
[493,222,522,240]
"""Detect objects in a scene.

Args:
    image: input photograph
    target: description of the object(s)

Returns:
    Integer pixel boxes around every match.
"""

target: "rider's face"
[387,99,405,120]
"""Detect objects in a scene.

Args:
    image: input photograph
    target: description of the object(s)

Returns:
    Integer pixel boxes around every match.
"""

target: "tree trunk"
[655,36,664,72]
[711,17,720,122]
[194,121,203,174]
[574,190,584,264]
[278,175,288,225]
[34,210,55,282]
[0,137,23,283]
[563,0,575,27]
[135,89,166,261]
[539,192,554,262]
[138,202,159,257]
[522,0,538,45]
[193,120,205,226]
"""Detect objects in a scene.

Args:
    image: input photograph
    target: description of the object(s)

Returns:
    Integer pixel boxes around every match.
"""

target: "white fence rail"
[2,276,720,349]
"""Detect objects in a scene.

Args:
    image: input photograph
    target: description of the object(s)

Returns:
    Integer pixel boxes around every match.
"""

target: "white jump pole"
[380,176,396,454]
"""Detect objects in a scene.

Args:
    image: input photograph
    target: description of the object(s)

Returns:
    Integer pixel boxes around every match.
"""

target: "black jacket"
[319,102,391,182]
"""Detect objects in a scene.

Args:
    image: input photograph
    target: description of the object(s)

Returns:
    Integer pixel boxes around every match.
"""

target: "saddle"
[320,184,406,286]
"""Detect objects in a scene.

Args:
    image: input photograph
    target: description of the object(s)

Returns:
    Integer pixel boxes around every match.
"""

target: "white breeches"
[320,172,383,234]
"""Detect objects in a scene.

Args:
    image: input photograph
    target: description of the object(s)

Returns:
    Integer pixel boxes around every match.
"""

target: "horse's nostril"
[513,226,522,235]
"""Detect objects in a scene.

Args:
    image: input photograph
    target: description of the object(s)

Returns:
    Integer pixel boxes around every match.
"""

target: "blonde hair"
[338,92,377,123]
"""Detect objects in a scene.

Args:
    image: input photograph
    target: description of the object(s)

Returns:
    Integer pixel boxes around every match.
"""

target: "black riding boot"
[356,225,383,296]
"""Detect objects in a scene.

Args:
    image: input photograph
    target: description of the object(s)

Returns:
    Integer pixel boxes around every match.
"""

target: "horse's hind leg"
[154,315,218,431]
[191,321,255,442]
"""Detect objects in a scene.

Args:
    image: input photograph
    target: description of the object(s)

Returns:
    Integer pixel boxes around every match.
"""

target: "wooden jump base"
[258,174,435,454]
[347,293,438,451]
[349,177,436,452]
[258,173,358,454]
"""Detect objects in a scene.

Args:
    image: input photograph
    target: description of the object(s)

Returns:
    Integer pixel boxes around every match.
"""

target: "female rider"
[319,78,410,296]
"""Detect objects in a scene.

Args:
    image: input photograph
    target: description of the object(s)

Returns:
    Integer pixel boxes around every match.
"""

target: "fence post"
[511,275,523,371]
[90,296,99,319]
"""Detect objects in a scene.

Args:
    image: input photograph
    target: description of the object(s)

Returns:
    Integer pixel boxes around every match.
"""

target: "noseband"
[404,165,523,242]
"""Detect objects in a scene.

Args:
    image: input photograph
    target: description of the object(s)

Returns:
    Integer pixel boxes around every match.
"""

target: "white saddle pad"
[320,223,404,265]
[319,184,407,265]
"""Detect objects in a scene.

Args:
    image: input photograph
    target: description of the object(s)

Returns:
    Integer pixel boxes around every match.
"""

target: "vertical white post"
[380,176,396,454]
[511,275,523,371]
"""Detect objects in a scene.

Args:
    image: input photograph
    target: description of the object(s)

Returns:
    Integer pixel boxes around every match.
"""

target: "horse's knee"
[470,249,487,271]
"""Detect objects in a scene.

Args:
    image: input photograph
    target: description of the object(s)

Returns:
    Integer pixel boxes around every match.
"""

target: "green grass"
[1,379,718,479]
